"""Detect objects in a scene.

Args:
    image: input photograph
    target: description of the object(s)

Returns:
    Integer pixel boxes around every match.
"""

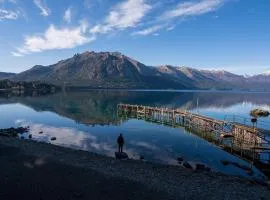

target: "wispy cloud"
[90,0,151,34]
[89,24,112,34]
[83,0,105,9]
[130,141,158,150]
[83,0,92,9]
[12,20,95,56]
[11,51,23,57]
[0,0,17,3]
[0,8,19,20]
[133,24,163,36]
[63,7,72,23]
[161,0,224,20]
[11,0,229,55]
[8,0,17,3]
[33,0,50,17]
[134,0,225,37]
[106,0,151,29]
[166,25,175,31]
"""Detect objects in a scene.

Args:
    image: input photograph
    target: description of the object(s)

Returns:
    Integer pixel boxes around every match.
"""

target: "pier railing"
[224,115,270,130]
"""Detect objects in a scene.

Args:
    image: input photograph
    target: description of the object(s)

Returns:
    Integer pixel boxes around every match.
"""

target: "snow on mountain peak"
[262,70,270,76]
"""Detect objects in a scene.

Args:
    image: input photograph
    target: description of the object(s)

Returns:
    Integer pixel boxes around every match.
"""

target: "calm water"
[1,90,270,179]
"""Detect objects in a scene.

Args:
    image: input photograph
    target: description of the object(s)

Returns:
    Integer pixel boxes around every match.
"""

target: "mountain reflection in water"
[1,90,270,126]
[0,90,270,179]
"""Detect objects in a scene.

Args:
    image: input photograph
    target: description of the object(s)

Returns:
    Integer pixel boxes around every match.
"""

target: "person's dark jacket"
[117,135,124,145]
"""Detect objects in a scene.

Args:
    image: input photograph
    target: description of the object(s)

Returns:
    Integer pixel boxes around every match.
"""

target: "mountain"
[156,66,247,89]
[248,72,270,83]
[243,72,270,91]
[13,52,193,89]
[0,72,16,80]
[10,51,270,90]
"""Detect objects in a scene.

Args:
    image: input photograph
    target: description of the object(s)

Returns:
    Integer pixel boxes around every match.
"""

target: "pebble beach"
[0,136,270,200]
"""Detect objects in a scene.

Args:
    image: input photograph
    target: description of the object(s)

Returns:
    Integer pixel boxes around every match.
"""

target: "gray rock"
[177,157,184,162]
[183,161,192,169]
[115,152,128,159]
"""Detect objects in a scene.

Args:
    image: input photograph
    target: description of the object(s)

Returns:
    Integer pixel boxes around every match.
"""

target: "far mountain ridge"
[6,51,270,90]
[0,72,16,80]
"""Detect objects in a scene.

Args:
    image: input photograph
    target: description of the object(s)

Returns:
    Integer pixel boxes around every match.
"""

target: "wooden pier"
[117,104,270,166]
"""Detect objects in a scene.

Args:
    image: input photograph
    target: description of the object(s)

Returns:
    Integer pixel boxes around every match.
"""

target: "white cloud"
[11,52,23,57]
[90,0,151,35]
[106,0,151,29]
[0,8,18,20]
[161,0,223,20]
[12,21,95,56]
[33,0,50,17]
[133,24,163,36]
[63,7,72,23]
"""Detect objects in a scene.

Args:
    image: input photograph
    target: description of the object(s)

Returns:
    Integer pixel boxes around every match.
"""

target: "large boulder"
[250,109,270,118]
[115,152,129,160]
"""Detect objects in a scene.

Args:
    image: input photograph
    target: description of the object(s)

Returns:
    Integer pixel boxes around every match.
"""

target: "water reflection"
[1,90,270,126]
[0,90,270,179]
[15,119,266,179]
[118,103,270,171]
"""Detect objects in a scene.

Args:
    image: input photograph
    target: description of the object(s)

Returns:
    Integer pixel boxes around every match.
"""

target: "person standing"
[117,134,124,153]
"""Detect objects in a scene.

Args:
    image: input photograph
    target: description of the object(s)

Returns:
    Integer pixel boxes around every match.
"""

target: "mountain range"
[0,72,16,80]
[1,51,269,90]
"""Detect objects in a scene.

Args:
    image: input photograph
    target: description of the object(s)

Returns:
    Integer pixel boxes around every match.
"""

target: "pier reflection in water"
[1,90,270,179]
[117,104,270,176]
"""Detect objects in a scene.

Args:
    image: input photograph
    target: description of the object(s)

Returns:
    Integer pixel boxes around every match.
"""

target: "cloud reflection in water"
[15,119,179,164]
[16,119,140,159]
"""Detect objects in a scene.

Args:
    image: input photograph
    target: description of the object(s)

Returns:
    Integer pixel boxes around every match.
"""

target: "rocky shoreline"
[0,136,270,200]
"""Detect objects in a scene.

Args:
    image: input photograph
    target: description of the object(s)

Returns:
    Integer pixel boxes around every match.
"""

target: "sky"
[0,0,270,75]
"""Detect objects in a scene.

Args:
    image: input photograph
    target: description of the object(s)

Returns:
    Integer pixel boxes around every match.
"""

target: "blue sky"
[0,0,270,74]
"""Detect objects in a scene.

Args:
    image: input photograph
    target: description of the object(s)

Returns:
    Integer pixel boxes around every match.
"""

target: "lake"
[0,90,270,179]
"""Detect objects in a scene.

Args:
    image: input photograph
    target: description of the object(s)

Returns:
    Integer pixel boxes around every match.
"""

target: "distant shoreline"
[66,88,270,93]
[2,87,270,94]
